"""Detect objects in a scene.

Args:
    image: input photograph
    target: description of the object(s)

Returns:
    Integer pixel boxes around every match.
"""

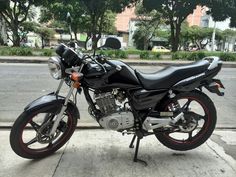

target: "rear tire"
[10,106,77,159]
[154,90,216,151]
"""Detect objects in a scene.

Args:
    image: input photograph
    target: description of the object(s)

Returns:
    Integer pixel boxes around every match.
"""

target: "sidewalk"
[1,129,236,177]
[0,56,236,67]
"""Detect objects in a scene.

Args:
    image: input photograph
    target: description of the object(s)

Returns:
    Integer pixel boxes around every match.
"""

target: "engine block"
[94,92,117,115]
[99,111,134,130]
[94,91,134,131]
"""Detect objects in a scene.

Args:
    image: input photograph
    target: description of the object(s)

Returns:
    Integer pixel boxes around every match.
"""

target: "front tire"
[154,90,217,151]
[10,106,77,159]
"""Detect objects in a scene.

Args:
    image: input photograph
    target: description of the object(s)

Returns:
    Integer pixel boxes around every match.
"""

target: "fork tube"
[55,79,64,95]
[50,85,74,136]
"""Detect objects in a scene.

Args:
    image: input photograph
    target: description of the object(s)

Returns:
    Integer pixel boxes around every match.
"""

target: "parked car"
[152,46,171,53]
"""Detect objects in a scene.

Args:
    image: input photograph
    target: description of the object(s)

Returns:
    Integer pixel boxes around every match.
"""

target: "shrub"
[106,50,115,58]
[152,52,161,60]
[219,53,236,61]
[140,51,150,59]
[114,50,128,59]
[9,47,33,56]
[172,52,189,60]
[173,51,207,61]
[41,49,53,56]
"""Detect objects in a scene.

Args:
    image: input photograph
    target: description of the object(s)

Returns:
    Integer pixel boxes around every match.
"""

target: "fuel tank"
[83,60,141,89]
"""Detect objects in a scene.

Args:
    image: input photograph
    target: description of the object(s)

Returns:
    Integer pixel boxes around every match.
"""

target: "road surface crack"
[206,141,236,173]
[52,141,69,177]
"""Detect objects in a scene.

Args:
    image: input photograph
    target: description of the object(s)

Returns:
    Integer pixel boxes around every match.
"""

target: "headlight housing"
[48,57,65,80]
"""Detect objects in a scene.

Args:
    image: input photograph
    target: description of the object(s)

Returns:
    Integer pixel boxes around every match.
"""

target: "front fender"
[24,93,80,119]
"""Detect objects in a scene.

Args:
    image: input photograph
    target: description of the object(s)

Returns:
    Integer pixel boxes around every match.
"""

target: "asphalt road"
[0,63,235,128]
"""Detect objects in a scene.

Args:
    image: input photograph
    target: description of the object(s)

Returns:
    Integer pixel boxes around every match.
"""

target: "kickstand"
[133,137,148,166]
[129,135,136,148]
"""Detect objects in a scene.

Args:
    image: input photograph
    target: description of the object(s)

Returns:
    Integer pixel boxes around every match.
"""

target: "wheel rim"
[19,111,73,154]
[163,96,211,145]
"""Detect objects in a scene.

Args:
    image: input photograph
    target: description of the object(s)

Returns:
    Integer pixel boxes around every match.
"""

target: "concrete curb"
[1,122,236,130]
[0,56,236,68]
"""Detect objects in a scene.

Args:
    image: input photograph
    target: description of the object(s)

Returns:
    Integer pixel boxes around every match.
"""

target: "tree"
[0,0,53,46]
[206,0,236,27]
[181,25,223,50]
[143,0,236,52]
[143,0,208,52]
[40,0,120,49]
[221,29,236,51]
[133,3,165,50]
[35,27,55,49]
[80,0,136,49]
[20,21,39,41]
[40,0,85,41]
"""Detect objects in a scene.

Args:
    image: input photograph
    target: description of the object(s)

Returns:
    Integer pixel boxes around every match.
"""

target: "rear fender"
[24,93,80,119]
[204,79,225,96]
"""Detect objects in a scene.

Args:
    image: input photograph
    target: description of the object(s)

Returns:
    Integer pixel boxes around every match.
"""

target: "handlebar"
[93,55,122,71]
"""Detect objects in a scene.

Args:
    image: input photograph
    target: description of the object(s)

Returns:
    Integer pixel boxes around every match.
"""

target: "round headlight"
[48,57,64,80]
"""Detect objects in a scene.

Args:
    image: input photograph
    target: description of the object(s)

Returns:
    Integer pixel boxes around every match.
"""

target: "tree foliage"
[143,0,236,51]
[35,27,55,49]
[133,3,165,50]
[206,0,236,27]
[39,0,130,49]
[40,0,85,41]
[0,0,53,46]
[143,0,206,51]
[79,0,136,49]
[181,25,222,50]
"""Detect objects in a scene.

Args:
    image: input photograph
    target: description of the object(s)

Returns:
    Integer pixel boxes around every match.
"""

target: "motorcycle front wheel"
[154,90,217,151]
[10,106,77,159]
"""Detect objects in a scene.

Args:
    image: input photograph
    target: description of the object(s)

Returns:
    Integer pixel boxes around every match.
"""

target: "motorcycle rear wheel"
[10,106,77,159]
[154,90,216,151]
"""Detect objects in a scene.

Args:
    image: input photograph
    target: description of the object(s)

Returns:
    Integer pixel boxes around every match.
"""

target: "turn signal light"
[71,72,83,88]
[71,72,83,82]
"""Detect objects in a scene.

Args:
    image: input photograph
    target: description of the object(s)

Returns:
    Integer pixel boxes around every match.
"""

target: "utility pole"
[211,21,216,51]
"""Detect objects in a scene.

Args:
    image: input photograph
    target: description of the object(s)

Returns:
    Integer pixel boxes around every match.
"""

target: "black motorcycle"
[10,38,224,165]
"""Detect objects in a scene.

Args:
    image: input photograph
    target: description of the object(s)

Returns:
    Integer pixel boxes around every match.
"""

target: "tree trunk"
[170,22,181,52]
[174,24,181,52]
[74,31,78,41]
[41,36,44,49]
[92,35,97,50]
[170,23,176,52]
[12,28,20,47]
[85,33,91,50]
[85,35,89,50]
[92,34,101,50]
[143,35,149,50]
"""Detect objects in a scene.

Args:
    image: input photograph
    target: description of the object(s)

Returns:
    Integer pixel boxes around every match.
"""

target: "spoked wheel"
[154,90,217,151]
[10,107,77,159]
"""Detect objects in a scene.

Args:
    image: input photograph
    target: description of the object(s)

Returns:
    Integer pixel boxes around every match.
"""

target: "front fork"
[49,65,84,136]
[49,83,74,136]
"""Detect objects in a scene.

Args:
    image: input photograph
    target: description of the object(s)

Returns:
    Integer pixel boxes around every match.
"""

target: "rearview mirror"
[100,37,121,50]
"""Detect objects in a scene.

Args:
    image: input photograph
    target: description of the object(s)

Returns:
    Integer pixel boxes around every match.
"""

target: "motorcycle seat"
[135,60,210,90]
